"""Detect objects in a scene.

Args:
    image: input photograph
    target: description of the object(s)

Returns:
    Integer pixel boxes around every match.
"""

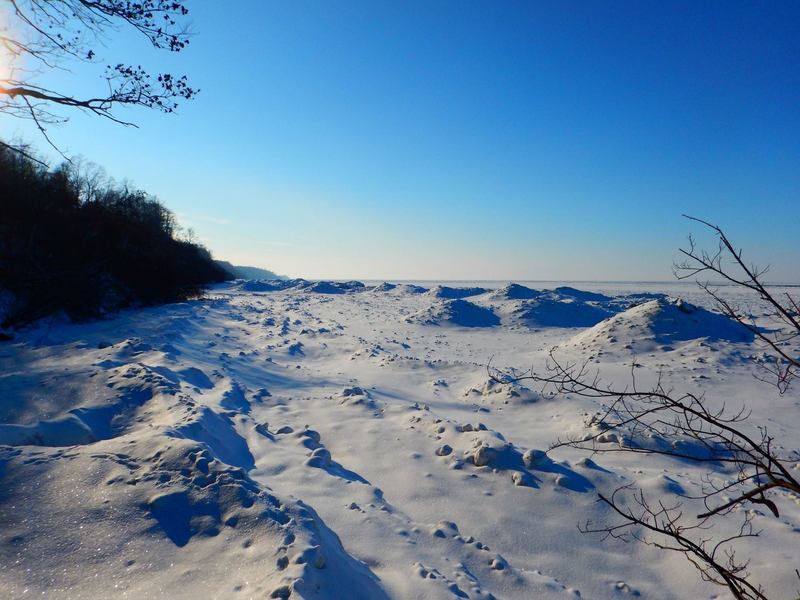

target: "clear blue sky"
[5,1,800,281]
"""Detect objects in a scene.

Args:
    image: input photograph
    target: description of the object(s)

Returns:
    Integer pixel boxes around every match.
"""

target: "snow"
[0,280,798,599]
[485,283,543,300]
[407,299,501,328]
[567,297,755,355]
[425,286,489,299]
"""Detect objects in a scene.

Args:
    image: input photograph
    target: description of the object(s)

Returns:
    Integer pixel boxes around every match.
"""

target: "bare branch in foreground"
[490,218,800,599]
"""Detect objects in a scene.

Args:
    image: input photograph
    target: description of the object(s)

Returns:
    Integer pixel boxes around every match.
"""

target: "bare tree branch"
[0,0,197,153]
[490,217,800,599]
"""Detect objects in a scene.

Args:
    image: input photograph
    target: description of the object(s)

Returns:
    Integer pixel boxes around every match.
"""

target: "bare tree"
[675,215,800,394]
[491,217,800,599]
[0,0,197,154]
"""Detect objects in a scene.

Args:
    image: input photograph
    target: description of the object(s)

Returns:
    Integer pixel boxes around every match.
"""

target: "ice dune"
[0,281,798,599]
[406,299,501,328]
[485,283,543,300]
[566,297,756,354]
[424,285,489,299]
[498,296,612,329]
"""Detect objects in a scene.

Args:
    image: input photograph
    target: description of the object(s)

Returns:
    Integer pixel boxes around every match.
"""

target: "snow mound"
[463,377,541,405]
[0,413,97,446]
[300,280,366,294]
[302,281,345,294]
[553,286,613,303]
[617,291,669,305]
[239,278,307,292]
[370,282,397,292]
[568,298,755,352]
[576,412,724,461]
[0,437,383,599]
[0,352,385,598]
[407,299,500,327]
[0,363,176,447]
[335,386,377,408]
[373,282,429,295]
[395,283,428,294]
[425,285,488,299]
[487,283,543,300]
[240,280,287,293]
[411,411,593,492]
[506,296,613,328]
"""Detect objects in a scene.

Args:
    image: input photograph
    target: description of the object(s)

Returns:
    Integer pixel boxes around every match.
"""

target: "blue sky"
[4,1,800,280]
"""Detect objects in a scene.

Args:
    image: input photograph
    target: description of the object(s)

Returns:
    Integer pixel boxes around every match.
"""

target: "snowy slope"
[0,281,798,599]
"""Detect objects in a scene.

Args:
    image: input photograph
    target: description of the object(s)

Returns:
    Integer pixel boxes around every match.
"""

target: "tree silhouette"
[0,142,230,327]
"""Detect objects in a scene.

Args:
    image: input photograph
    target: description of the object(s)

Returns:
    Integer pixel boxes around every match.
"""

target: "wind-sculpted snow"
[370,282,398,293]
[486,283,543,300]
[478,286,662,329]
[239,279,370,295]
[553,286,614,303]
[425,285,489,299]
[567,297,755,354]
[504,295,613,328]
[370,282,428,295]
[239,278,309,292]
[407,299,501,327]
[0,282,797,599]
[463,376,542,406]
[241,279,292,293]
[0,363,173,446]
[301,280,367,294]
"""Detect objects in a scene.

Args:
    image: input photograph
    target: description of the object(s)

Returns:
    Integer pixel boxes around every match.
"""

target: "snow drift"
[407,299,500,327]
[568,298,755,352]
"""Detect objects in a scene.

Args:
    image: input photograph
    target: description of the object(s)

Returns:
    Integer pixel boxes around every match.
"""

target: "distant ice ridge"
[229,279,757,336]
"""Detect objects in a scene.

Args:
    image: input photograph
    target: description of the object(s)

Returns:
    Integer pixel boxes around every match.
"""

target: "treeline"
[0,144,231,327]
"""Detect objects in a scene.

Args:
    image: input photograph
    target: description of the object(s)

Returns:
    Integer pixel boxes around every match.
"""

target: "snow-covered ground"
[1,280,798,599]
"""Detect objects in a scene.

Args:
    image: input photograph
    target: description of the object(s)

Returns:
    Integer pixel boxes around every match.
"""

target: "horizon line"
[264,278,800,287]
